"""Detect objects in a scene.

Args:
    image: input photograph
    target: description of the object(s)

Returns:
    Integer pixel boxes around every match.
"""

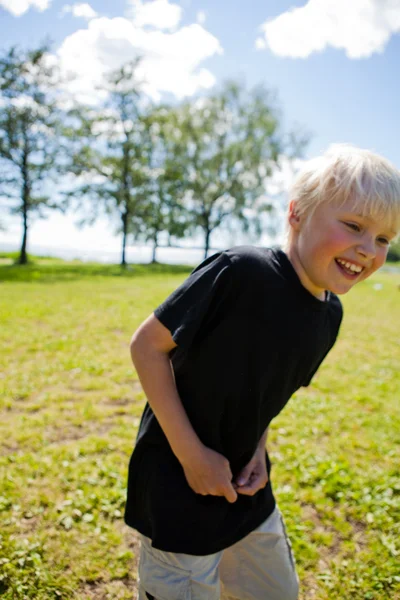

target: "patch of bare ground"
[0,440,20,454]
[114,519,140,570]
[299,504,369,599]
[10,395,31,404]
[118,381,141,393]
[119,522,140,566]
[299,504,342,598]
[13,514,42,534]
[98,381,143,408]
[110,328,125,336]
[101,398,131,407]
[79,578,135,600]
[78,524,140,600]
[131,381,143,396]
[302,504,342,558]
[4,402,46,414]
[344,516,368,554]
[0,420,117,456]
[44,420,118,446]
[3,380,143,419]
[299,579,322,600]
[6,385,93,411]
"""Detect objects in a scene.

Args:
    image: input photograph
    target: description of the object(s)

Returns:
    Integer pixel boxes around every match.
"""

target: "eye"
[344,222,361,232]
[377,236,390,245]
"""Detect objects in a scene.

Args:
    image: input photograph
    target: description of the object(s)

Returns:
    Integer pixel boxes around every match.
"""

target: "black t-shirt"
[125,246,343,555]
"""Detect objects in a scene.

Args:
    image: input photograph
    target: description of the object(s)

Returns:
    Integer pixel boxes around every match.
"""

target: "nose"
[356,235,376,260]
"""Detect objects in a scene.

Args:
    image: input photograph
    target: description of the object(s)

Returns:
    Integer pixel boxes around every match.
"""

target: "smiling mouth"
[335,258,364,278]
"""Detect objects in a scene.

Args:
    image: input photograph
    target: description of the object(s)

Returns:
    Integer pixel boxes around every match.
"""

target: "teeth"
[336,258,362,273]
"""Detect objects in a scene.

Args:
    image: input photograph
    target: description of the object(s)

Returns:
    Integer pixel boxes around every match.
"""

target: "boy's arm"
[234,426,269,496]
[130,313,238,503]
[258,426,269,448]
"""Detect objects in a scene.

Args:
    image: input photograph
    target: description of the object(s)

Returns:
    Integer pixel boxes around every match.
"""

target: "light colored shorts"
[137,506,299,600]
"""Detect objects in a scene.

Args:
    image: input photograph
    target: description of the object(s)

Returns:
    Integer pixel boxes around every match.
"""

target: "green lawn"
[0,258,399,599]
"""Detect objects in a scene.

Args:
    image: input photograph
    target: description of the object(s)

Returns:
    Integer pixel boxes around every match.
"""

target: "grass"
[0,258,399,599]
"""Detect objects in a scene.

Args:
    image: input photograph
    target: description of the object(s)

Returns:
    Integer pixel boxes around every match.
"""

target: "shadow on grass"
[0,261,193,283]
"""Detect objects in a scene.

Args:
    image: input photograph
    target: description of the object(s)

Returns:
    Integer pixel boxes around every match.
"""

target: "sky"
[1,0,400,262]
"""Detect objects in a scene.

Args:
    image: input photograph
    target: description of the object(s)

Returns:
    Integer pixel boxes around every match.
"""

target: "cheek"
[313,224,348,254]
[312,236,344,261]
[362,249,388,279]
[327,229,351,250]
[375,248,389,269]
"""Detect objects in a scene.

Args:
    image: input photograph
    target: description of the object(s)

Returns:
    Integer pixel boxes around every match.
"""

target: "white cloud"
[258,0,400,59]
[0,0,50,17]
[128,0,182,30]
[56,10,223,103]
[196,10,206,25]
[255,37,267,50]
[62,3,97,20]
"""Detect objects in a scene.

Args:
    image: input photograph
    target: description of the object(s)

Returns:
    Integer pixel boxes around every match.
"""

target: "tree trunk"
[204,226,211,260]
[121,208,128,267]
[151,230,158,264]
[19,207,28,265]
[18,146,29,265]
[152,191,165,263]
[120,137,131,268]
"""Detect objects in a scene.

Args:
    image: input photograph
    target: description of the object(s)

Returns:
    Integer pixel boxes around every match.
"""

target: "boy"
[125,144,400,600]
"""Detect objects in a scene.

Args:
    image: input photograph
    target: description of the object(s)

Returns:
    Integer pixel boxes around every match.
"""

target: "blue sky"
[1,0,400,259]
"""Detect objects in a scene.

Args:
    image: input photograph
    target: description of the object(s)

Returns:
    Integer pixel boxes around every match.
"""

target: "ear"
[288,200,301,231]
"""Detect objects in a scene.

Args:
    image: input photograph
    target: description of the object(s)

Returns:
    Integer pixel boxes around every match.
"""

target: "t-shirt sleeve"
[302,295,343,387]
[302,349,331,387]
[154,252,233,350]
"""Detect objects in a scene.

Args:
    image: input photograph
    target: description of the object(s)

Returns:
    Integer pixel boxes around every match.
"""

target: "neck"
[284,245,326,301]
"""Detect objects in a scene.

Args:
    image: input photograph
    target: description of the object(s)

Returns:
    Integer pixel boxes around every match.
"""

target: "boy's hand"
[180,445,238,503]
[233,447,268,496]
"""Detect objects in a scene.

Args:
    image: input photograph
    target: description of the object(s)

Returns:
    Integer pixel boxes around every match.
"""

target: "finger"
[234,466,253,487]
[236,484,259,496]
[224,484,238,503]
[236,477,268,496]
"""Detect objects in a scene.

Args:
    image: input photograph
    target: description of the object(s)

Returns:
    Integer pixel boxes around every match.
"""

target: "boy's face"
[287,198,397,299]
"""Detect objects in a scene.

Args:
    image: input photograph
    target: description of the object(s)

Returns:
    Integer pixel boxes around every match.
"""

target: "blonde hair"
[286,144,400,242]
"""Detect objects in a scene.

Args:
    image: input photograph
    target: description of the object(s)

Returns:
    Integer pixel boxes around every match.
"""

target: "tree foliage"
[387,238,400,262]
[163,82,307,258]
[0,45,65,264]
[0,45,308,265]
[134,105,191,262]
[66,73,308,263]
[66,60,172,265]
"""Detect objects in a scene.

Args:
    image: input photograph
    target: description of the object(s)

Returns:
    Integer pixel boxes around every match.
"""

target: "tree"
[132,106,191,263]
[387,238,400,262]
[66,60,155,267]
[0,45,65,264]
[166,82,307,259]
